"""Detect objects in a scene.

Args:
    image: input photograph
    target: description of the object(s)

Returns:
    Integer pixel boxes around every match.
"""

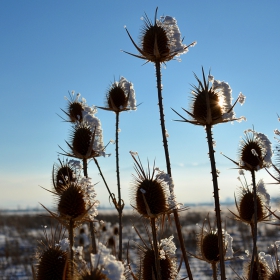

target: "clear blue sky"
[1,1,280,210]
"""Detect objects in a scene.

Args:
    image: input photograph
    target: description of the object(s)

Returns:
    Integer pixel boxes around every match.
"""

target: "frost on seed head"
[157,16,189,58]
[155,168,182,210]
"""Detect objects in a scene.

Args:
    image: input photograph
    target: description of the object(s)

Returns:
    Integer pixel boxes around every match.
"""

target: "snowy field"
[0,204,279,279]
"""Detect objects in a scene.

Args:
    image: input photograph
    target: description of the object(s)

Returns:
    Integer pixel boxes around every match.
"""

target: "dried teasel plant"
[127,225,178,280]
[52,158,81,194]
[234,251,272,280]
[98,76,137,113]
[223,129,272,280]
[124,7,196,63]
[173,68,245,279]
[41,177,99,270]
[124,8,196,279]
[223,129,273,173]
[229,177,271,232]
[34,225,75,280]
[190,214,234,280]
[130,153,177,280]
[97,76,137,261]
[61,91,99,124]
[130,153,170,219]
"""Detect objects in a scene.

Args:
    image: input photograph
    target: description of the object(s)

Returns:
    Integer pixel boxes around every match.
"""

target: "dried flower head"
[124,8,196,63]
[172,68,246,126]
[130,154,169,218]
[62,91,98,123]
[133,235,177,280]
[61,121,105,160]
[238,129,272,171]
[244,258,270,280]
[230,180,270,225]
[99,77,136,113]
[35,228,72,280]
[194,215,233,265]
[42,177,99,228]
[52,159,81,194]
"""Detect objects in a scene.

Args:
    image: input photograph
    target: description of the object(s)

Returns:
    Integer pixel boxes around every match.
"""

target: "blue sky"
[1,1,280,210]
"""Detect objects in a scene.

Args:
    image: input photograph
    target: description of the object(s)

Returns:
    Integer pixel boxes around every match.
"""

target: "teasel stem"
[83,158,88,178]
[249,170,258,280]
[82,158,97,257]
[155,61,193,280]
[115,111,123,261]
[93,157,118,210]
[69,218,74,276]
[212,263,218,280]
[205,124,226,280]
[150,217,162,280]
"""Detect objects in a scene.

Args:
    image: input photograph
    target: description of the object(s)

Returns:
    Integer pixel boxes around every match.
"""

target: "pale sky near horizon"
[1,1,280,210]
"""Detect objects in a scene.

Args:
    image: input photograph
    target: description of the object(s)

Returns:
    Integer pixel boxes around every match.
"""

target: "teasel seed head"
[36,246,71,280]
[107,82,128,111]
[231,181,270,225]
[35,229,72,280]
[135,236,177,280]
[238,189,264,223]
[131,155,169,218]
[98,77,137,113]
[245,259,270,280]
[201,231,220,263]
[53,159,77,194]
[61,122,102,160]
[58,183,87,220]
[141,249,173,280]
[239,129,272,171]
[124,8,196,63]
[172,68,246,126]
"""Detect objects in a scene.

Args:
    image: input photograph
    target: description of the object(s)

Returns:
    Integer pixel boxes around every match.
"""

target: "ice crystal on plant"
[91,243,125,280]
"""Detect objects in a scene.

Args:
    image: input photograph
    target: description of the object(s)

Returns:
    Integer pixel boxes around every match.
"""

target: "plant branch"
[205,124,226,280]
[115,111,123,261]
[155,61,193,280]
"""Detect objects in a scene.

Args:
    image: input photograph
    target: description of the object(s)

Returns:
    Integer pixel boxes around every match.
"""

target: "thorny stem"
[93,157,118,210]
[205,124,226,280]
[249,170,258,280]
[212,263,218,280]
[82,158,97,258]
[151,217,162,280]
[69,219,74,276]
[115,111,123,261]
[155,61,193,280]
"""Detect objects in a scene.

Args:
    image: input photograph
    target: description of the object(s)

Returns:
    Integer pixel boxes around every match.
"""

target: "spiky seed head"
[113,226,119,236]
[201,231,220,262]
[245,259,270,280]
[107,236,115,248]
[36,246,70,280]
[192,87,223,123]
[58,183,87,220]
[53,162,76,194]
[80,267,109,280]
[269,271,280,280]
[71,123,92,156]
[238,189,265,223]
[141,17,170,63]
[68,101,83,122]
[142,249,173,280]
[135,178,168,218]
[106,83,128,111]
[239,131,265,171]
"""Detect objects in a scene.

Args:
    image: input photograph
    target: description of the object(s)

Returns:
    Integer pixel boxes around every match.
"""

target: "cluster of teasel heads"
[32,7,280,280]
